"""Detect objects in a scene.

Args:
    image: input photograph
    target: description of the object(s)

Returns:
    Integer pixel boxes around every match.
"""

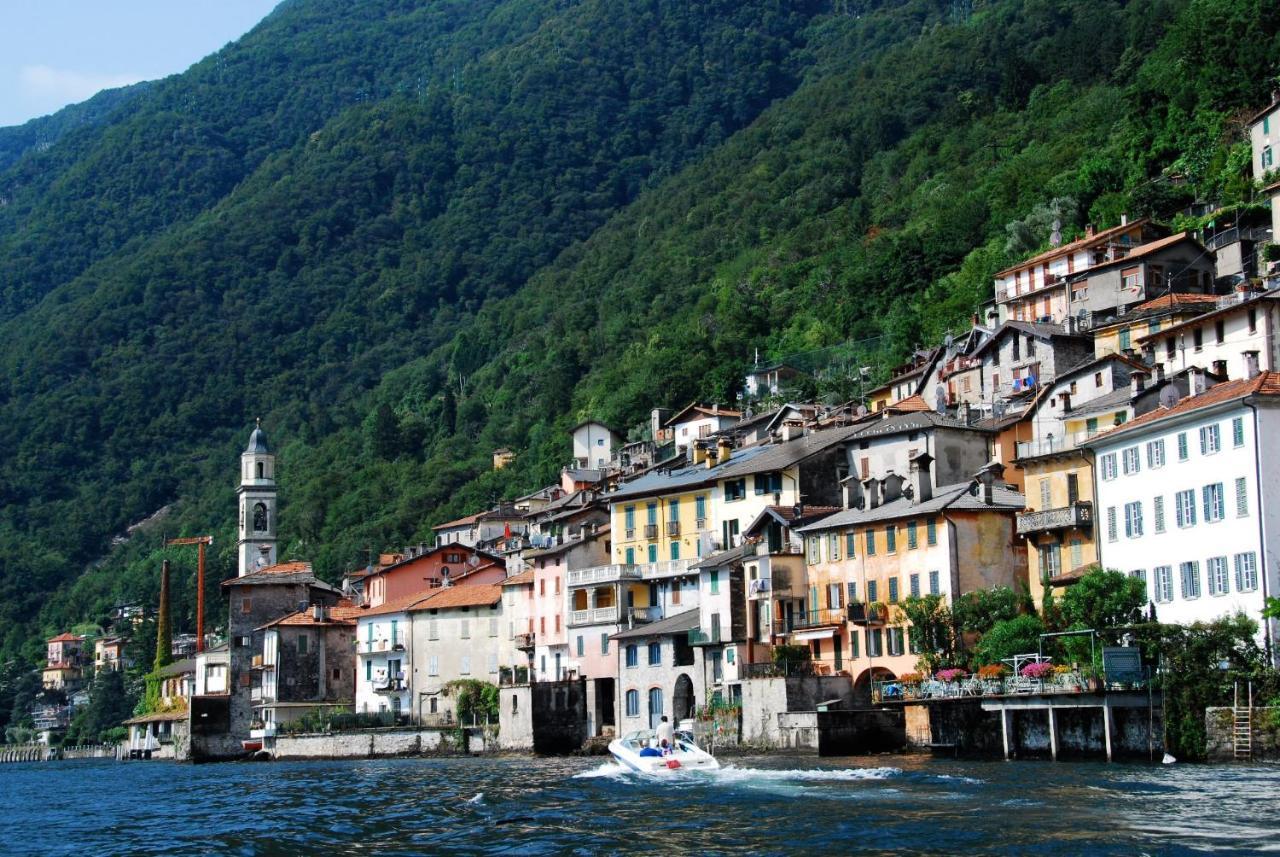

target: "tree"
[952,586,1029,635]
[898,595,958,673]
[1052,567,1147,631]
[153,561,172,673]
[366,403,402,460]
[973,614,1046,666]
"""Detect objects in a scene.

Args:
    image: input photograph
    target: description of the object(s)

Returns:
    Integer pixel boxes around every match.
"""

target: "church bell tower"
[237,419,278,576]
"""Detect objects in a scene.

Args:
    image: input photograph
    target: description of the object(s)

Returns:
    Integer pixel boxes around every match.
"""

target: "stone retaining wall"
[269,726,490,760]
[1205,707,1280,762]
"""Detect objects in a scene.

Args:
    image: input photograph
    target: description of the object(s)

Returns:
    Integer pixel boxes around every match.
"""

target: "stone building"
[253,602,360,738]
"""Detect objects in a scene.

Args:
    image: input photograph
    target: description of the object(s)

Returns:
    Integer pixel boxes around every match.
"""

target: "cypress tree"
[153,559,172,672]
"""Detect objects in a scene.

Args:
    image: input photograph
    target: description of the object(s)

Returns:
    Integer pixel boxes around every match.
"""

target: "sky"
[1,1,281,128]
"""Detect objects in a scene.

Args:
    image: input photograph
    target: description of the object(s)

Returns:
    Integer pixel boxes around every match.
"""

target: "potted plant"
[936,667,966,683]
[1020,661,1055,680]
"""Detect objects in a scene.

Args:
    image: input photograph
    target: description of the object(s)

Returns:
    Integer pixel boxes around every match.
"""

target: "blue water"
[3,755,1278,855]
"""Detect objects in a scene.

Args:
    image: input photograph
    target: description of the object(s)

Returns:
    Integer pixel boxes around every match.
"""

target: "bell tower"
[237,419,278,576]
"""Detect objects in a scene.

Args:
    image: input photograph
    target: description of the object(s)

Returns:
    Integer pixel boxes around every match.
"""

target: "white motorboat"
[608,729,721,774]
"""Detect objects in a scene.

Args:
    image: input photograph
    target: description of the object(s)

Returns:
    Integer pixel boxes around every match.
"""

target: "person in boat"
[656,715,674,753]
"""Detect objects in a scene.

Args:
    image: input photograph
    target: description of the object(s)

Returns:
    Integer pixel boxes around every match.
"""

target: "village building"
[994,218,1167,324]
[664,402,742,453]
[743,362,805,400]
[844,408,995,503]
[867,349,941,412]
[501,570,536,677]
[194,644,230,696]
[1090,293,1223,358]
[796,460,1027,696]
[974,321,1095,407]
[571,420,621,469]
[94,636,129,672]
[1085,372,1280,660]
[43,632,86,691]
[252,602,360,739]
[690,547,750,705]
[352,543,505,608]
[1139,288,1280,383]
[1249,97,1280,243]
[1065,232,1217,327]
[156,659,195,709]
[610,609,703,731]
[533,522,611,683]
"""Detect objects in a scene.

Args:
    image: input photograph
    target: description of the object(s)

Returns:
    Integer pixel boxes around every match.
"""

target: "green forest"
[0,0,1277,729]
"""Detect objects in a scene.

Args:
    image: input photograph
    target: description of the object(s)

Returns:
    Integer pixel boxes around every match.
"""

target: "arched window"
[256,461,265,479]
[625,689,639,717]
[253,502,268,533]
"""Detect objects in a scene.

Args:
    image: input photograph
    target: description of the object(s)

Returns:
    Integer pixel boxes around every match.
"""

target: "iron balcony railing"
[1016,501,1094,535]
[644,524,659,540]
[688,628,722,646]
[514,632,535,650]
[567,559,694,587]
[791,608,846,630]
[847,602,888,626]
[1015,431,1098,460]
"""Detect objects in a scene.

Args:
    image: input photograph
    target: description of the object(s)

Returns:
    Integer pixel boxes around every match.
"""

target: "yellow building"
[1091,293,1220,358]
[1014,449,1097,609]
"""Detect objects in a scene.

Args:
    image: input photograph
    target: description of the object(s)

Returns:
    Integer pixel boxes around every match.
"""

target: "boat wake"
[574,762,905,784]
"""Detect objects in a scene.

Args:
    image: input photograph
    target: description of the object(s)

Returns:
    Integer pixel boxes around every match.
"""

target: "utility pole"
[165,536,214,653]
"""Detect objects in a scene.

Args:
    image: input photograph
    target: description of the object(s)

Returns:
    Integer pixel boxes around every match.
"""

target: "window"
[829,533,841,562]
[866,529,877,556]
[1236,478,1249,517]
[1100,453,1118,481]
[1200,424,1221,455]
[1086,417,1099,436]
[806,537,820,565]
[1147,439,1165,469]
[625,547,635,565]
[625,645,638,667]
[847,581,858,604]
[1203,483,1225,523]
[1130,569,1149,600]
[601,633,610,655]
[1177,433,1189,461]
[1232,417,1245,447]
[576,636,584,657]
[1235,552,1259,592]
[1180,561,1201,599]
[297,634,308,655]
[669,541,679,560]
[1124,502,1144,539]
[907,574,919,598]
[1106,506,1118,542]
[1165,335,1176,360]
[724,479,747,501]
[488,654,499,675]
[241,598,252,615]
[1070,540,1083,570]
[365,660,372,682]
[710,570,720,595]
[1193,328,1203,352]
[888,578,899,604]
[489,617,499,637]
[647,544,657,563]
[754,473,782,495]
[845,531,857,557]
[1119,328,1131,351]
[1122,447,1140,475]
[1249,308,1259,334]
[1207,557,1229,596]
[867,580,879,604]
[428,655,439,676]
[1039,479,1051,510]
[460,619,470,640]
[1265,145,1275,169]
[1175,490,1196,528]
[907,521,918,550]
[1154,566,1174,603]
[1121,266,1141,291]
[1039,544,1062,581]
[1153,496,1166,533]
[625,506,635,532]
[625,690,639,717]
[929,570,940,596]
[648,642,661,665]
[695,495,706,522]
[887,628,905,657]
[885,526,897,554]
[647,503,657,526]
[866,628,883,657]
[927,517,937,546]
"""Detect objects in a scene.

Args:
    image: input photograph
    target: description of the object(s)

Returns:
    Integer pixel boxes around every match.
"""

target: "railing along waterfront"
[872,666,1150,702]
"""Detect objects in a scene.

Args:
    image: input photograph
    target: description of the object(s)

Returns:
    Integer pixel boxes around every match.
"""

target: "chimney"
[882,471,904,504]
[841,476,862,511]
[909,452,934,504]
[1120,213,1128,226]
[1188,366,1205,395]
[716,437,733,464]
[781,421,805,442]
[1244,351,1261,380]
[1155,363,1166,383]
[972,462,1005,506]
[312,604,325,622]
[712,403,720,415]
[1130,370,1148,397]
[1085,223,1095,239]
[862,476,882,510]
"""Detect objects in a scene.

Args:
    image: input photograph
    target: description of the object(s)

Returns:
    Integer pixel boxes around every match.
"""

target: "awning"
[791,628,836,642]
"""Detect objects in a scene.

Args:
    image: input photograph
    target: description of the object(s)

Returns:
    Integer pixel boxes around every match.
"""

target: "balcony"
[374,677,406,693]
[666,520,680,537]
[566,565,643,587]
[569,606,619,627]
[688,628,723,646]
[1015,431,1097,460]
[624,528,636,541]
[249,722,278,739]
[695,517,707,530]
[644,524,659,540]
[748,578,771,596]
[251,654,264,669]
[1016,501,1094,535]
[848,602,888,626]
[792,608,846,630]
[514,632,535,650]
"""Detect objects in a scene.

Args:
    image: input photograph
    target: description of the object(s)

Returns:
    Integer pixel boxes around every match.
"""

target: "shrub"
[978,664,1008,680]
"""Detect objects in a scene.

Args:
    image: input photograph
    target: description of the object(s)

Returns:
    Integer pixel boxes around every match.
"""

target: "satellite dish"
[1159,386,1180,409]
[1050,218,1062,247]
[934,386,946,413]
[993,400,1008,419]
[944,333,954,350]
[468,554,480,567]
[856,405,868,417]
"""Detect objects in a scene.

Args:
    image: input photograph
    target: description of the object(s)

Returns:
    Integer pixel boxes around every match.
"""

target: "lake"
[3,754,1278,855]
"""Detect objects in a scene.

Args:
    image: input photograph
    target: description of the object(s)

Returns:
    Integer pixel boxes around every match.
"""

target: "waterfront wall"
[740,676,856,749]
[1205,707,1280,762]
[922,698,1163,760]
[269,727,489,760]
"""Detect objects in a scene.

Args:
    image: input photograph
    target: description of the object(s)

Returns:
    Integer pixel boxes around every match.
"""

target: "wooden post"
[196,540,206,654]
[1102,698,1113,762]
[1048,705,1058,761]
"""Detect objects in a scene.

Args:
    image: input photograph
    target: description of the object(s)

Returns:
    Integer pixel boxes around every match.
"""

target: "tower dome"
[245,419,269,454]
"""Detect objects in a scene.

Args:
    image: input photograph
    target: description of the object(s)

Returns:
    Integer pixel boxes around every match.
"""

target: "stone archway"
[852,666,897,705]
[673,673,695,722]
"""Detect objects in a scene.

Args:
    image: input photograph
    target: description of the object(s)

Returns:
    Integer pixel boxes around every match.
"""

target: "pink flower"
[1020,661,1055,679]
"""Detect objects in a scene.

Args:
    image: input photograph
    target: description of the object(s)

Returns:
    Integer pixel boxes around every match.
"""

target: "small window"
[648,642,661,666]
[241,598,253,615]
[1233,417,1245,447]
[625,645,638,668]
[926,518,937,546]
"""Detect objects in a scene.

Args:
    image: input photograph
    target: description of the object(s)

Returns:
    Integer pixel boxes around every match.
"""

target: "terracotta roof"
[501,570,535,587]
[1249,98,1280,125]
[887,394,932,413]
[1131,292,1221,313]
[257,600,362,630]
[994,219,1153,277]
[1085,373,1280,444]
[360,589,442,618]
[1073,232,1200,274]
[663,402,742,428]
[47,633,84,643]
[435,511,483,530]
[123,710,189,725]
[411,583,503,611]
[223,561,322,587]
